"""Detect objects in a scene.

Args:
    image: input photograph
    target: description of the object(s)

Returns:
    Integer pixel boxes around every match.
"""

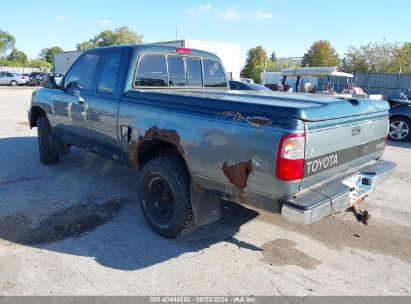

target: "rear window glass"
[168,56,186,87]
[203,59,227,87]
[186,58,202,87]
[135,55,168,87]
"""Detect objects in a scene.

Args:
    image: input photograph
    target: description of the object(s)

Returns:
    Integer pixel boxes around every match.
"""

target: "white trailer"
[151,39,241,80]
[53,51,83,73]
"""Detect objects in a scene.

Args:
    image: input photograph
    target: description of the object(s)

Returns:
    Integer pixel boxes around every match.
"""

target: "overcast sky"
[2,0,409,63]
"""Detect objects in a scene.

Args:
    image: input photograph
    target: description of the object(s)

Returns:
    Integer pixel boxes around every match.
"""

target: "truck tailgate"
[301,111,388,189]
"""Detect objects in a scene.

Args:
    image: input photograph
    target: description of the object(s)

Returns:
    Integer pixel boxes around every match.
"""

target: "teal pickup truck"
[29,44,396,238]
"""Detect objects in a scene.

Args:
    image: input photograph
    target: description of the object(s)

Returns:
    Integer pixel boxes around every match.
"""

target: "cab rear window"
[203,59,227,87]
[168,56,186,87]
[134,54,225,88]
[135,55,168,87]
[186,58,202,87]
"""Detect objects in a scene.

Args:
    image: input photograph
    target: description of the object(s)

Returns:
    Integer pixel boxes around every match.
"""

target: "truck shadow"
[1,137,410,270]
[0,136,261,271]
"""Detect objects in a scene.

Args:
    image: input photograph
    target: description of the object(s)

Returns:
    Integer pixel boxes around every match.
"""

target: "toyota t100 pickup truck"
[29,45,396,238]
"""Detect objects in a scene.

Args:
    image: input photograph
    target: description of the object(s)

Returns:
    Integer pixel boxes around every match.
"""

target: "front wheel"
[37,116,59,164]
[389,117,410,141]
[138,156,194,238]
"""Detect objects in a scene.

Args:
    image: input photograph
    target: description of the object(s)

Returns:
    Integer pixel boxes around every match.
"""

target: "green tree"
[241,45,268,83]
[76,41,97,51]
[342,41,399,73]
[29,59,52,68]
[7,48,28,64]
[301,40,340,67]
[393,42,411,73]
[270,51,277,63]
[76,26,143,51]
[40,46,64,63]
[0,29,15,55]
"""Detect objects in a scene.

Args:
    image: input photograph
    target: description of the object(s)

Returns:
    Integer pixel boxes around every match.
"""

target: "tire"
[34,79,42,87]
[37,116,59,164]
[139,156,194,238]
[10,80,18,86]
[389,117,411,141]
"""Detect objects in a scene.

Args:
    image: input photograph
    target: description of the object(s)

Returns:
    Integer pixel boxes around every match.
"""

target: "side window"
[186,58,202,87]
[167,56,185,87]
[135,55,168,87]
[64,53,100,90]
[97,51,123,94]
[203,59,227,87]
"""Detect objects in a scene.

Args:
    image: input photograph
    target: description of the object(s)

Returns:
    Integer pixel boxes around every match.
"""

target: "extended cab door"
[52,51,101,148]
[87,50,126,159]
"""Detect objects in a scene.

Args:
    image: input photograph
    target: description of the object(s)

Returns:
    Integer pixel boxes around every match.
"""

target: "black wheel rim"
[147,176,175,223]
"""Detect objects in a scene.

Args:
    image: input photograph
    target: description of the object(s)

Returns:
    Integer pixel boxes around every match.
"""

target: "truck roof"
[83,44,221,61]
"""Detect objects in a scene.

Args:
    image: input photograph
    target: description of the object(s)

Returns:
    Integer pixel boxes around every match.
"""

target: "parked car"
[17,73,30,83]
[0,72,29,86]
[29,45,395,238]
[388,99,411,141]
[229,80,272,91]
[28,73,49,87]
[28,71,43,79]
[27,72,43,86]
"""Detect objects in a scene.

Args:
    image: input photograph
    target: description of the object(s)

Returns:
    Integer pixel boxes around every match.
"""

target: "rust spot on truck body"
[220,111,242,121]
[127,126,184,169]
[246,117,271,128]
[141,127,181,146]
[222,160,253,189]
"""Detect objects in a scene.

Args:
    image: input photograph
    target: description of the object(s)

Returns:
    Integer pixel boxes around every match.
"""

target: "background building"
[53,51,83,73]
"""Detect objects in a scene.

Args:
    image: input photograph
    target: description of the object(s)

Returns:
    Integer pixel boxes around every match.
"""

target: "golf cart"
[279,67,383,100]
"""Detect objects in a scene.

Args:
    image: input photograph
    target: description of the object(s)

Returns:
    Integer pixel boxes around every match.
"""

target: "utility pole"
[175,26,178,40]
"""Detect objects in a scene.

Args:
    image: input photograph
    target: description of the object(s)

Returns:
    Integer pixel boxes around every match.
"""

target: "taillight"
[386,119,389,144]
[275,133,305,181]
[176,47,192,54]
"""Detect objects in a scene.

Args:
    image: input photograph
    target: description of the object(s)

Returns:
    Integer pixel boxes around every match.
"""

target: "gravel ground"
[0,87,410,296]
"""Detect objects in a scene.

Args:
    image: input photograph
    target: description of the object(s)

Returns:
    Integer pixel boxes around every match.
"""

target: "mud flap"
[190,184,221,226]
[49,133,70,156]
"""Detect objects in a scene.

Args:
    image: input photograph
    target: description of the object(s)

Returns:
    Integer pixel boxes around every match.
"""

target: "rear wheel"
[37,116,59,164]
[139,156,194,238]
[34,79,42,87]
[10,80,18,86]
[389,117,410,141]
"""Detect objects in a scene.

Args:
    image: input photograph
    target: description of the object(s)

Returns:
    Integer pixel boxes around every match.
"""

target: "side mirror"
[42,75,58,89]
[65,82,84,95]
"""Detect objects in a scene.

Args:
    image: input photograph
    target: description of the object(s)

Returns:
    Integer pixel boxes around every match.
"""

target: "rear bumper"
[281,159,396,225]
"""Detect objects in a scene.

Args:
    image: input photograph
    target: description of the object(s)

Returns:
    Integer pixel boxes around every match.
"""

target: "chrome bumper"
[281,159,396,225]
